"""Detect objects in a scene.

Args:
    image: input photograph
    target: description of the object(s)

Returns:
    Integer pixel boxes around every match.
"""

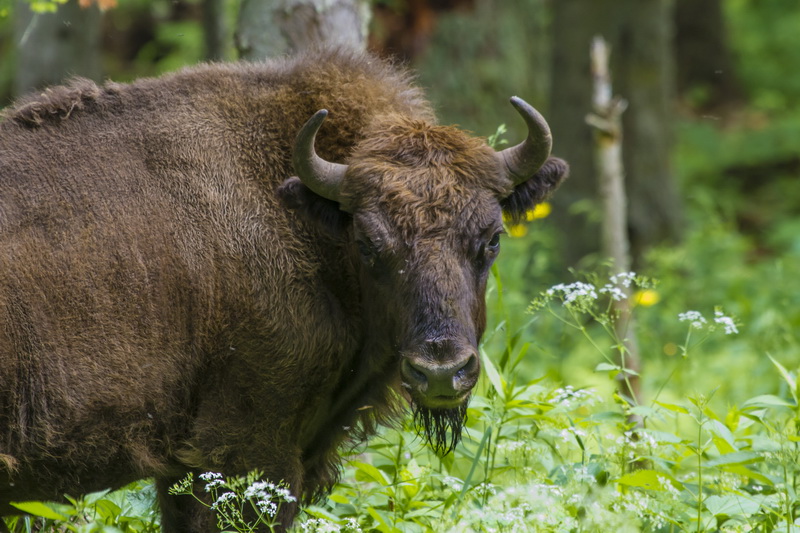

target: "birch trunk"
[14,0,102,96]
[586,37,642,418]
[235,0,371,61]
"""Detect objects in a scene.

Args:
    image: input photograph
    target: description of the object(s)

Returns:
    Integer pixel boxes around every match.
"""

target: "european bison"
[0,48,567,531]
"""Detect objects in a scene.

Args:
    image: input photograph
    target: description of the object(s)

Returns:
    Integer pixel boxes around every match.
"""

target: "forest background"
[2,0,800,531]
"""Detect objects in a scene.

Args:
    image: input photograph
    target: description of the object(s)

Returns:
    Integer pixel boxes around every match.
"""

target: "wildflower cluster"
[678,308,739,335]
[299,517,362,532]
[531,271,655,314]
[550,385,599,409]
[547,281,598,307]
[169,472,295,533]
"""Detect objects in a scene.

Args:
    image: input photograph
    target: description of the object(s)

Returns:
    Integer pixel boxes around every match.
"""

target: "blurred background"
[1,0,798,397]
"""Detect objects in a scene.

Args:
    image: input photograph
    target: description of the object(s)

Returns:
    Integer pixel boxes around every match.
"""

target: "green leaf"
[480,347,506,397]
[768,354,797,404]
[639,428,685,444]
[704,494,769,517]
[705,451,762,468]
[654,400,690,414]
[627,405,662,420]
[367,507,401,533]
[595,362,621,372]
[741,394,794,409]
[10,501,69,521]
[328,493,350,505]
[708,419,737,453]
[351,461,390,486]
[615,470,684,491]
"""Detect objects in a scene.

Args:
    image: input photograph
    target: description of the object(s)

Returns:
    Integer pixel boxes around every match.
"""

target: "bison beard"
[412,401,469,456]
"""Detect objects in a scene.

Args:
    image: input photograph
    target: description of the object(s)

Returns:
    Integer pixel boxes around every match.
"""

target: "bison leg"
[156,477,217,533]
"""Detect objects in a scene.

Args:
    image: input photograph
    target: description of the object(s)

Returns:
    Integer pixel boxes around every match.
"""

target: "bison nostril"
[453,352,479,391]
[454,352,478,379]
[401,358,429,389]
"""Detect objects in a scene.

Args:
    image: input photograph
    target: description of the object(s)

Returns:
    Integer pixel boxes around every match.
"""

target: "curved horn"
[292,109,348,203]
[495,96,553,186]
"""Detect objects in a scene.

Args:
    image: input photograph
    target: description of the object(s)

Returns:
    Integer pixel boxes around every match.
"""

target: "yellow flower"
[526,202,552,221]
[633,289,660,307]
[508,224,528,238]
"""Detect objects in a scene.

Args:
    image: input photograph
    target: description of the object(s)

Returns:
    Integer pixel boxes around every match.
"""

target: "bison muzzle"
[0,48,567,531]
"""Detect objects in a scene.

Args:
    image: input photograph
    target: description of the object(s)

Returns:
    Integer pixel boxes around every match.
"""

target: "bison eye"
[476,231,502,270]
[487,232,501,252]
[357,239,378,266]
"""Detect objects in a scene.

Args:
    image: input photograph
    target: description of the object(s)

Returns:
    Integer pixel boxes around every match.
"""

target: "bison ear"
[500,157,569,224]
[277,177,351,236]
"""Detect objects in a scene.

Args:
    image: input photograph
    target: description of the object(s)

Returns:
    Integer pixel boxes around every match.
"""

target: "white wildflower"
[551,386,599,408]
[301,518,341,533]
[547,282,598,306]
[344,518,362,533]
[203,479,225,491]
[442,476,464,491]
[599,284,626,301]
[256,499,278,516]
[714,310,739,335]
[273,486,294,502]
[243,481,273,499]
[558,426,587,443]
[610,271,636,288]
[678,310,707,329]
[199,472,223,481]
[210,491,236,510]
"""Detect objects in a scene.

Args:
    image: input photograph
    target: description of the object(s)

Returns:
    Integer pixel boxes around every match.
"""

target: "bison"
[0,48,567,531]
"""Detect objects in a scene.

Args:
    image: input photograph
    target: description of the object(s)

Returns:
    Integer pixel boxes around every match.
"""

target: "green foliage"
[4,480,159,532]
[726,0,800,113]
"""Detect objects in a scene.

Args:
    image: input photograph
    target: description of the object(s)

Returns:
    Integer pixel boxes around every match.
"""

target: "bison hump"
[4,78,114,128]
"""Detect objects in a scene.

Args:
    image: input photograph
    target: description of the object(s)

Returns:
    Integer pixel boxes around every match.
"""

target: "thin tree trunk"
[14,0,103,97]
[586,37,642,417]
[235,0,371,61]
[203,0,228,61]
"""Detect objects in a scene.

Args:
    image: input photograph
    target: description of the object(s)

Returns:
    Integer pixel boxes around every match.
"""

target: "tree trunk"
[14,0,103,97]
[235,0,371,61]
[548,0,681,266]
[675,0,743,111]
[618,0,682,262]
[203,0,228,61]
[548,0,603,267]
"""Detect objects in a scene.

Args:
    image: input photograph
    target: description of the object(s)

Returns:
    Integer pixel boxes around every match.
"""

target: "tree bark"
[203,0,228,61]
[13,0,103,97]
[548,0,602,267]
[235,0,371,61]
[618,0,682,262]
[675,0,743,111]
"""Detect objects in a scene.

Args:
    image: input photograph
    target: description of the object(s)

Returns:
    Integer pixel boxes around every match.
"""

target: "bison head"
[280,99,567,453]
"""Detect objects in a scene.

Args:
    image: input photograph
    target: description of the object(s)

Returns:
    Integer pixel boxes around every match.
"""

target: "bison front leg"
[156,477,218,533]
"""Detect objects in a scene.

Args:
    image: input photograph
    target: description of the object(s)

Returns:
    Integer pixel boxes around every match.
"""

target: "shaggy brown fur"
[0,48,567,531]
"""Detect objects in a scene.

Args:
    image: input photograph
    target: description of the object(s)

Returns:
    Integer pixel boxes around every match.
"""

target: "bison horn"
[293,109,348,204]
[495,96,553,187]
